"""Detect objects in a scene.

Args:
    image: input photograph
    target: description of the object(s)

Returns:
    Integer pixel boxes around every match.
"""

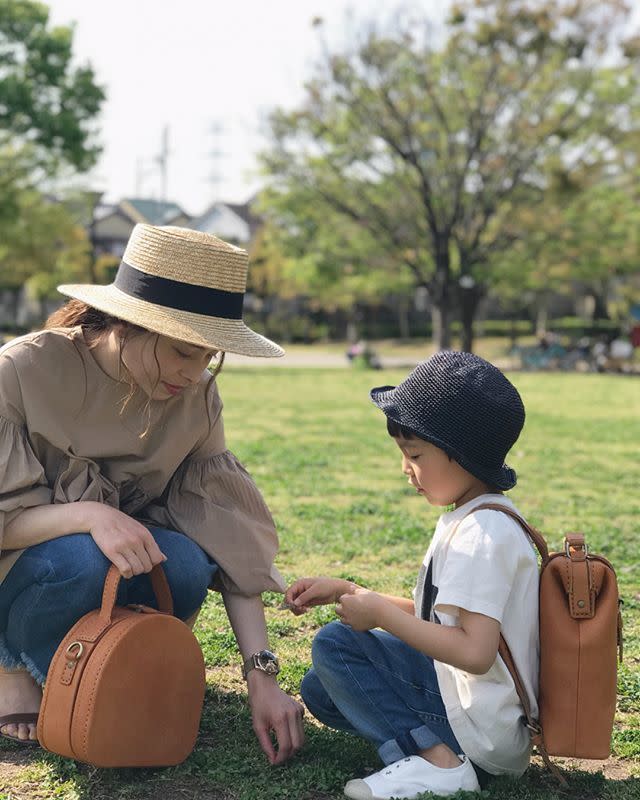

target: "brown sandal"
[0,712,39,745]
[0,667,41,745]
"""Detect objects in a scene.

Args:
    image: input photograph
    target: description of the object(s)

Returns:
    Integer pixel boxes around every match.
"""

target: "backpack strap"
[497,636,567,785]
[462,502,567,786]
[469,502,550,564]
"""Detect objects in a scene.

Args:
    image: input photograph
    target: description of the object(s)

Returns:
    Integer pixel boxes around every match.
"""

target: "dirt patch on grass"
[532,753,635,780]
[0,745,636,799]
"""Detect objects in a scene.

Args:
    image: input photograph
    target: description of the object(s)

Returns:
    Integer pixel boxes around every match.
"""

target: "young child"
[285,351,539,799]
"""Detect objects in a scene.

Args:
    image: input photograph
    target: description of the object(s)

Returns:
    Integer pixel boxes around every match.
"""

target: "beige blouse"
[0,327,285,596]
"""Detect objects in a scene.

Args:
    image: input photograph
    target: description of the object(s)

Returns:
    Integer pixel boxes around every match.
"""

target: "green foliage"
[0,0,105,171]
[491,159,640,322]
[0,1,103,294]
[0,146,92,293]
[259,1,640,349]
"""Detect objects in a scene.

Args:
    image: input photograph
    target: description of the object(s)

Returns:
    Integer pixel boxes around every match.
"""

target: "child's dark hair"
[386,418,421,440]
[386,417,501,492]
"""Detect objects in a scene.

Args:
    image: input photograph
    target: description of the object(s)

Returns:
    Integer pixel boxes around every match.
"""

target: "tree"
[254,189,415,336]
[492,160,640,333]
[259,0,637,351]
[0,0,104,173]
[0,1,104,303]
[0,147,90,302]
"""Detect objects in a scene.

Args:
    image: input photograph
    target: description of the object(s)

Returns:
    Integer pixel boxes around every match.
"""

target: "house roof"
[190,198,262,239]
[119,197,191,226]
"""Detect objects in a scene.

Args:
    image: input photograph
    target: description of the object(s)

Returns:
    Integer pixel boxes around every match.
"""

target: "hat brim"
[370,385,518,490]
[57,284,284,358]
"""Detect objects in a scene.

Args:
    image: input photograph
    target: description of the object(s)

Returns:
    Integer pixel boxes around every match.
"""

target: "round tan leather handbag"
[37,564,206,767]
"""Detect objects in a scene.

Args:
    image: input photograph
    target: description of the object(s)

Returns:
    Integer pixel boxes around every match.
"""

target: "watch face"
[256,650,279,674]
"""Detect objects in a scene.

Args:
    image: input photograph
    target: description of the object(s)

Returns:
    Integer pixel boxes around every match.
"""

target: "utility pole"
[135,127,171,200]
[135,157,155,197]
[156,125,170,202]
[207,121,225,203]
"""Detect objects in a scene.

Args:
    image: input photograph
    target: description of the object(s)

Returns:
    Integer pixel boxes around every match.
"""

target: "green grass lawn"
[1,368,638,800]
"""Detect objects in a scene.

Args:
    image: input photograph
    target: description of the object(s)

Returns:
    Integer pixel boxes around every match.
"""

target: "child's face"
[394,436,486,507]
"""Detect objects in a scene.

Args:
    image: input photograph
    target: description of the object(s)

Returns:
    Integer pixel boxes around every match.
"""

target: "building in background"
[189,199,262,247]
[92,198,192,259]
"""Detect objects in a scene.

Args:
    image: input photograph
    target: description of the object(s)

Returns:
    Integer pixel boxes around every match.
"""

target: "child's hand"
[336,589,387,631]
[284,577,356,615]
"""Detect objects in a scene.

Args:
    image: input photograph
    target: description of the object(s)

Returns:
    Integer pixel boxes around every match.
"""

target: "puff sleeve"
[143,381,285,596]
[0,358,52,554]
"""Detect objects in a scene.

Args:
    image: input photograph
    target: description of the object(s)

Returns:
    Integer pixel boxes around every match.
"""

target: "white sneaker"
[343,754,481,799]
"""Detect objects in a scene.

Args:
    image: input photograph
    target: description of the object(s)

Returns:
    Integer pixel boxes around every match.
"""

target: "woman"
[0,224,304,762]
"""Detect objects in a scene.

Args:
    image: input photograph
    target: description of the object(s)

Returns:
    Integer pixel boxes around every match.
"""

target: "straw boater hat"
[58,224,284,358]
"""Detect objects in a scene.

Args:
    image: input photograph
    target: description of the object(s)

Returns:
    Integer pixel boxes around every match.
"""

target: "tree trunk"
[346,320,358,343]
[431,305,451,350]
[429,241,452,350]
[398,299,410,340]
[535,301,548,339]
[346,305,362,343]
[458,282,485,354]
[590,281,610,321]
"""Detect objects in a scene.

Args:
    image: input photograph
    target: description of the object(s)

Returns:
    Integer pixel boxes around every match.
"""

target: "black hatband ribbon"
[114,260,244,319]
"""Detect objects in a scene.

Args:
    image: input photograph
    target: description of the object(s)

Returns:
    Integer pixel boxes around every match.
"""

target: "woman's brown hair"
[46,300,225,434]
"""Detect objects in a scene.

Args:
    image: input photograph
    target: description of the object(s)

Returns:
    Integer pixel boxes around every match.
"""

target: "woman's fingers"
[121,549,147,576]
[142,531,167,566]
[110,551,134,579]
[288,704,305,753]
[271,715,293,765]
[253,722,277,764]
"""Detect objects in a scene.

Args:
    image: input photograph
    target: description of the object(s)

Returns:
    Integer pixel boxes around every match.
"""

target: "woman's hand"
[284,576,357,615]
[247,672,305,765]
[81,502,167,578]
[335,588,388,631]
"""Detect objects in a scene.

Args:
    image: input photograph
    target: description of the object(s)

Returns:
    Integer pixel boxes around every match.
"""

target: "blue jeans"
[0,527,217,685]
[301,621,461,765]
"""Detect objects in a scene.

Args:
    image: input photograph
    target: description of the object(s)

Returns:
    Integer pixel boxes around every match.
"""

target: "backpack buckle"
[565,539,588,560]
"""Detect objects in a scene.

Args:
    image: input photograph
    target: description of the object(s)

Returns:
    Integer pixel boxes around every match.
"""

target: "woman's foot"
[343,754,480,799]
[0,666,42,743]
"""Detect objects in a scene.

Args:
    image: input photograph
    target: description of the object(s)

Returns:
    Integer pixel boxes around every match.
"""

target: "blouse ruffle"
[0,416,52,548]
[143,449,285,596]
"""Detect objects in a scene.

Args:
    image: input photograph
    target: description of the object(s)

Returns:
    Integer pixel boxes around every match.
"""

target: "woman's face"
[121,331,218,400]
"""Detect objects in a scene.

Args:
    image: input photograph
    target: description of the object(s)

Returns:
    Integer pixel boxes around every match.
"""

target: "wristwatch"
[241,649,280,679]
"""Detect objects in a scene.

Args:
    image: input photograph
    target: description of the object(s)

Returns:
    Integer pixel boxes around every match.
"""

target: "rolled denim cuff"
[0,634,23,671]
[378,724,443,765]
[20,651,46,686]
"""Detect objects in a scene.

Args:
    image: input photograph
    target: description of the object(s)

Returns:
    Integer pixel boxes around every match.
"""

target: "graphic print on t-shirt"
[418,558,441,625]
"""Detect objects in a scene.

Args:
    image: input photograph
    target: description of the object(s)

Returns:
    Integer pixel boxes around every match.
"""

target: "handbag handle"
[99,564,174,623]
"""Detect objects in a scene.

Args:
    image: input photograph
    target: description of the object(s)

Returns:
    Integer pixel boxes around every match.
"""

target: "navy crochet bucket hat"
[370,351,525,490]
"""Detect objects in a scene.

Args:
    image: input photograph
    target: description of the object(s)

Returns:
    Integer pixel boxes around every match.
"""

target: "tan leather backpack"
[475,504,623,783]
[37,564,206,767]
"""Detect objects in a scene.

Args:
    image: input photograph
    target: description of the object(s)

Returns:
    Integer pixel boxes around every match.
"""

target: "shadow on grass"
[1,688,638,800]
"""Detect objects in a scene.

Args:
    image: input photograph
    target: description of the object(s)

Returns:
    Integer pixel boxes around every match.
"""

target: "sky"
[46,0,449,216]
[45,1,640,217]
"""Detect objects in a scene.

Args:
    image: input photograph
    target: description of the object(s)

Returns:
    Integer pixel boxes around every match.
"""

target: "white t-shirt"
[415,494,539,776]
